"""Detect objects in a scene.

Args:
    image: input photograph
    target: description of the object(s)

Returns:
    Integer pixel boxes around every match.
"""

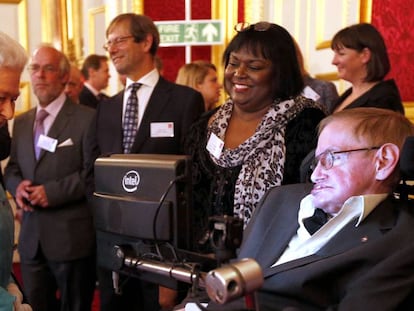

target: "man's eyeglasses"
[28,64,58,75]
[234,22,272,33]
[312,146,381,171]
[103,35,134,51]
[0,95,19,105]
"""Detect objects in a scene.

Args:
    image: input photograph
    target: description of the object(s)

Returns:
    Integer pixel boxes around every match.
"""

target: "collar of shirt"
[273,193,388,267]
[123,69,159,124]
[84,82,100,97]
[125,68,159,90]
[299,193,388,228]
[35,92,66,135]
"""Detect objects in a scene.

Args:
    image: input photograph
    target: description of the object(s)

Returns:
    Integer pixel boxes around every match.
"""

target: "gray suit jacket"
[222,184,414,311]
[4,99,97,262]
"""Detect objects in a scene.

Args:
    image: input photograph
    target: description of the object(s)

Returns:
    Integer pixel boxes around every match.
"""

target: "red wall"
[145,0,212,82]
[372,0,414,101]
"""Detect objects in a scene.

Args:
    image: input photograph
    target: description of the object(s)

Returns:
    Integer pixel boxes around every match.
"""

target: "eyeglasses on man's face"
[103,35,134,51]
[27,64,58,75]
[0,94,19,106]
[234,22,272,33]
[312,146,381,171]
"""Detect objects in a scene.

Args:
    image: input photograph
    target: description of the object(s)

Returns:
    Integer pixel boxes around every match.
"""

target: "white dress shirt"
[273,193,388,267]
[123,69,159,128]
[34,92,66,134]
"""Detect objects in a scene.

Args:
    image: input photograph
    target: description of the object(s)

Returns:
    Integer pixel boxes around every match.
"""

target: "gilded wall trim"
[403,102,414,124]
[40,0,82,64]
[132,0,143,14]
[211,0,238,101]
[41,0,60,45]
[316,0,372,50]
[244,0,264,23]
[360,0,372,23]
[0,0,28,50]
[314,72,338,82]
[88,5,105,54]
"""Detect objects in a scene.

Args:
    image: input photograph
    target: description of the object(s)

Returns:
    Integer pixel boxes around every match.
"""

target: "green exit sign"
[155,20,223,46]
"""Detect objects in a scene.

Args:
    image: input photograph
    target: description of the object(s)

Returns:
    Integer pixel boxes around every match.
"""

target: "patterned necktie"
[303,208,328,235]
[34,109,49,159]
[123,83,142,153]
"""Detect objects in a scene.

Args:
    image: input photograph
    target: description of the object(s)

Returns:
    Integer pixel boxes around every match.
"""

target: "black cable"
[152,174,186,260]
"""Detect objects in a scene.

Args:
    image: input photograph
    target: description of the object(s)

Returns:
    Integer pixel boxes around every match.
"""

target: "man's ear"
[142,34,153,53]
[88,67,95,79]
[375,143,400,180]
[61,72,70,86]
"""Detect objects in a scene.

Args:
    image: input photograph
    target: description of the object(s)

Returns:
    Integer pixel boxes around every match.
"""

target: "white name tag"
[302,85,321,102]
[37,134,58,153]
[150,122,174,137]
[206,132,224,159]
[184,302,207,310]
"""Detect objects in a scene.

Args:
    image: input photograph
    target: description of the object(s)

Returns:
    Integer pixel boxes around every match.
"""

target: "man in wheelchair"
[203,107,414,310]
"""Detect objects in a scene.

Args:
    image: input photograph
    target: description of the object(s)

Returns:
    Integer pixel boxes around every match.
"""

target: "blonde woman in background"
[176,60,222,111]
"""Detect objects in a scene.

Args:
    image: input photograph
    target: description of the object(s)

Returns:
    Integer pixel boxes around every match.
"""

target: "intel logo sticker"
[122,170,140,192]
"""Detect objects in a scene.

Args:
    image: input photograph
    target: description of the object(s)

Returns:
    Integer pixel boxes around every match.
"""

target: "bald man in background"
[64,64,84,104]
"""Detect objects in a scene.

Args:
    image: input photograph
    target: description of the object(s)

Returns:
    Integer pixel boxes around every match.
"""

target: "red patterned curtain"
[372,0,414,101]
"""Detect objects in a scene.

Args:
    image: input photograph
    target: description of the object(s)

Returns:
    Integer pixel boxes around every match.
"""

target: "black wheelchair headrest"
[400,136,414,180]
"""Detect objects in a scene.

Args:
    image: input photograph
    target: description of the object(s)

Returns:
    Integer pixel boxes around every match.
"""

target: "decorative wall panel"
[372,0,414,121]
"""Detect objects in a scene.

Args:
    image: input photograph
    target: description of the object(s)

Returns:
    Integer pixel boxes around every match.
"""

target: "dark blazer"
[0,185,13,288]
[216,184,414,311]
[79,85,100,109]
[0,123,11,187]
[4,99,97,262]
[332,79,404,114]
[95,76,204,155]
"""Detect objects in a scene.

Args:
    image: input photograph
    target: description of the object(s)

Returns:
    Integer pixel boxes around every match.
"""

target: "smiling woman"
[185,21,326,253]
[330,23,404,114]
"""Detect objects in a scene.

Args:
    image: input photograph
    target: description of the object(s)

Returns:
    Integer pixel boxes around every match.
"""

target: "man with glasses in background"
[205,107,414,310]
[4,44,97,311]
[92,13,204,311]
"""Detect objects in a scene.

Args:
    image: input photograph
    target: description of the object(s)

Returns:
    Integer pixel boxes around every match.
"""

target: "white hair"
[0,31,28,73]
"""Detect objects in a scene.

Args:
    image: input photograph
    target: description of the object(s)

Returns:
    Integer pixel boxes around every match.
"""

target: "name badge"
[206,132,224,159]
[302,85,321,102]
[185,302,207,310]
[37,134,58,153]
[150,122,174,137]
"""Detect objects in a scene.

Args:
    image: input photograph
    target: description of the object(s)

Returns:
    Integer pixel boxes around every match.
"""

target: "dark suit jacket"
[95,76,204,155]
[212,184,414,311]
[0,123,11,187]
[4,99,97,262]
[0,185,13,288]
[79,85,100,109]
